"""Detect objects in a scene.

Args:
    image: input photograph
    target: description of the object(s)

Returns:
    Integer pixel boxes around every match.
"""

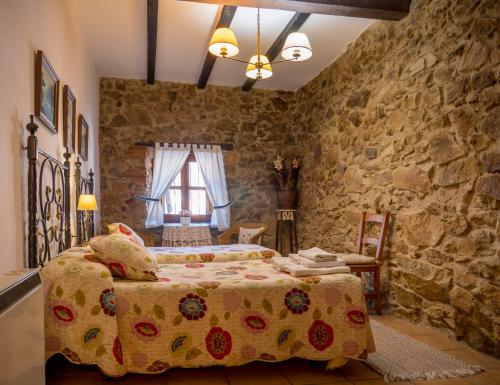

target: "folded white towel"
[271,256,351,277]
[298,247,337,262]
[290,253,346,268]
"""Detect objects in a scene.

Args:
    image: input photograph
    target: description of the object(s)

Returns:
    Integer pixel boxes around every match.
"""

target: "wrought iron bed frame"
[26,116,94,268]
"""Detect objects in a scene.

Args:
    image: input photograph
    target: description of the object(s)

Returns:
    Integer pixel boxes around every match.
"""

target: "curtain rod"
[134,141,234,151]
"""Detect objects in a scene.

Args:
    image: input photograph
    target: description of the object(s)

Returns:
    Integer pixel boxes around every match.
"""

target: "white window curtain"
[145,143,190,228]
[193,145,230,230]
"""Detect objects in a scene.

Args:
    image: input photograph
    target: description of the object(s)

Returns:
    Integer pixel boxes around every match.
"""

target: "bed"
[24,120,375,377]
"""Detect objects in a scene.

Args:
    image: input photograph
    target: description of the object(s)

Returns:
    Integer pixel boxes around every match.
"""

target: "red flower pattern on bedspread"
[113,336,124,365]
[308,320,334,351]
[206,327,232,360]
[344,306,367,330]
[49,300,77,326]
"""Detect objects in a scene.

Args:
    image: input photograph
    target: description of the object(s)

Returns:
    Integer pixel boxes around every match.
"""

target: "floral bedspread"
[149,244,279,264]
[42,248,375,377]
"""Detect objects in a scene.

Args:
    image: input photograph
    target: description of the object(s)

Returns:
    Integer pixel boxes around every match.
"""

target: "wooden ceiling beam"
[197,6,238,89]
[241,12,309,92]
[147,0,159,84]
[180,0,410,21]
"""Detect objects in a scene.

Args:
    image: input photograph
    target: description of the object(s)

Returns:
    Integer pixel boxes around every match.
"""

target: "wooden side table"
[275,209,298,256]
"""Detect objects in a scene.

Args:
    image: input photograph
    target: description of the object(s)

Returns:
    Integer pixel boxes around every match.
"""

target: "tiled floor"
[46,315,500,385]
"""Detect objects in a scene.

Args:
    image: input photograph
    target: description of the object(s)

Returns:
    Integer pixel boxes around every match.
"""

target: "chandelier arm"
[221,56,249,64]
[269,58,299,65]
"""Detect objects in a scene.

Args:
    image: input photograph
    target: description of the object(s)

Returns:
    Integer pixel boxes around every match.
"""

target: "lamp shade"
[281,32,312,61]
[245,55,273,80]
[78,194,98,211]
[208,27,239,58]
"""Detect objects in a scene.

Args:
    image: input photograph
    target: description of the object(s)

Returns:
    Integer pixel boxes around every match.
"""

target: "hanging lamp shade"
[208,27,239,58]
[245,55,273,80]
[281,32,312,61]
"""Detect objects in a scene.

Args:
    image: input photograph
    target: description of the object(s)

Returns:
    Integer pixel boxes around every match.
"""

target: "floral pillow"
[108,223,145,246]
[89,234,158,281]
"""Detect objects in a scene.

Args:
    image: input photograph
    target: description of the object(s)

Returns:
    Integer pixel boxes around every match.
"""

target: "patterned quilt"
[41,247,375,377]
[149,244,278,264]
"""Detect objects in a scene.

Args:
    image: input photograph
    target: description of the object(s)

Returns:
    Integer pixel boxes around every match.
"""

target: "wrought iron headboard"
[75,158,95,245]
[26,116,71,268]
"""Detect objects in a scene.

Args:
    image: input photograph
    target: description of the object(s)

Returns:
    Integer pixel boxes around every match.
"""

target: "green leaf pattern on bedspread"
[41,247,375,377]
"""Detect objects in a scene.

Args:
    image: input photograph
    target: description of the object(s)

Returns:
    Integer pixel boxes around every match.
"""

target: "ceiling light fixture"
[208,8,312,80]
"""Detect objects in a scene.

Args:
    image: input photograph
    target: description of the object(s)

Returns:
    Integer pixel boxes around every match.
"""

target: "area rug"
[365,319,484,382]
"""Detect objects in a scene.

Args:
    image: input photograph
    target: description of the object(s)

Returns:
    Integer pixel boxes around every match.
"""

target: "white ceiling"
[73,0,373,91]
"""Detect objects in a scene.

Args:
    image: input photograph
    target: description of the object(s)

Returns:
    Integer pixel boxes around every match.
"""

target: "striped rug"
[366,319,484,382]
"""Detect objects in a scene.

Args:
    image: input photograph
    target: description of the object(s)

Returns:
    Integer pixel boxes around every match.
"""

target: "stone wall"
[289,0,499,356]
[99,78,295,247]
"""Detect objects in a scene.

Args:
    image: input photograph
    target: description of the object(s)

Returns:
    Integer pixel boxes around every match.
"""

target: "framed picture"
[78,115,89,161]
[63,85,76,153]
[34,50,60,133]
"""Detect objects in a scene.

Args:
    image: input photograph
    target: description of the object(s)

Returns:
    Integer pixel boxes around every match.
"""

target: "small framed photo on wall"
[34,50,60,133]
[78,114,89,161]
[63,85,76,153]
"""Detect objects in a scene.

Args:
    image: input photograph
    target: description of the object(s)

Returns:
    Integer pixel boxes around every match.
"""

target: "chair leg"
[374,267,382,315]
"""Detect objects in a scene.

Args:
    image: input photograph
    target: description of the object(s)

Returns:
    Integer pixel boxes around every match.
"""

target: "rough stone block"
[392,167,430,193]
[393,284,422,310]
[482,152,500,173]
[428,131,465,163]
[436,157,477,186]
[450,286,474,313]
[364,147,377,159]
[480,106,500,139]
[401,210,444,247]
[461,40,489,71]
[476,174,500,200]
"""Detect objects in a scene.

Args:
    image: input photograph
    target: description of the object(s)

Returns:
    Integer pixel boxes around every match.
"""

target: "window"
[164,154,212,223]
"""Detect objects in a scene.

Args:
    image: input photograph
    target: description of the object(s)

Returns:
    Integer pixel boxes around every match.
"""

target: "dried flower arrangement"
[180,210,192,217]
[269,156,300,191]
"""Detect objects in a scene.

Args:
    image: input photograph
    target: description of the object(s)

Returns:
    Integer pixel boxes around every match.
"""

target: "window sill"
[163,222,212,227]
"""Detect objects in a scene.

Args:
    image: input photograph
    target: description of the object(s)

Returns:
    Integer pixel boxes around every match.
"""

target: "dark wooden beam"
[147,0,159,84]
[180,0,411,21]
[242,12,310,92]
[197,6,238,89]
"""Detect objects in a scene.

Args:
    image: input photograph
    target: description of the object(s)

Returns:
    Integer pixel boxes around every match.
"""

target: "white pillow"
[238,227,265,245]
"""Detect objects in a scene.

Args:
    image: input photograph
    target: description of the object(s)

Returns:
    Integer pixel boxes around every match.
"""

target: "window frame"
[164,154,212,224]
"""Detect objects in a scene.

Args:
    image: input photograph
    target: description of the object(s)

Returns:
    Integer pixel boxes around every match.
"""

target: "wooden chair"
[346,212,390,315]
[137,232,156,247]
[218,223,268,245]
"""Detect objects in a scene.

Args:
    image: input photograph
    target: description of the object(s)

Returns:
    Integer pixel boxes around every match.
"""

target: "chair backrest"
[356,212,390,262]
[218,223,268,245]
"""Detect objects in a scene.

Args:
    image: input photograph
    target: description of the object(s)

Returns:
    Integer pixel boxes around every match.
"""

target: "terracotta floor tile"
[278,358,349,384]
[410,333,466,351]
[446,348,500,372]
[414,371,500,385]
[349,380,414,385]
[45,355,100,377]
[165,367,228,385]
[223,361,290,385]
[336,360,382,381]
[46,375,106,385]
